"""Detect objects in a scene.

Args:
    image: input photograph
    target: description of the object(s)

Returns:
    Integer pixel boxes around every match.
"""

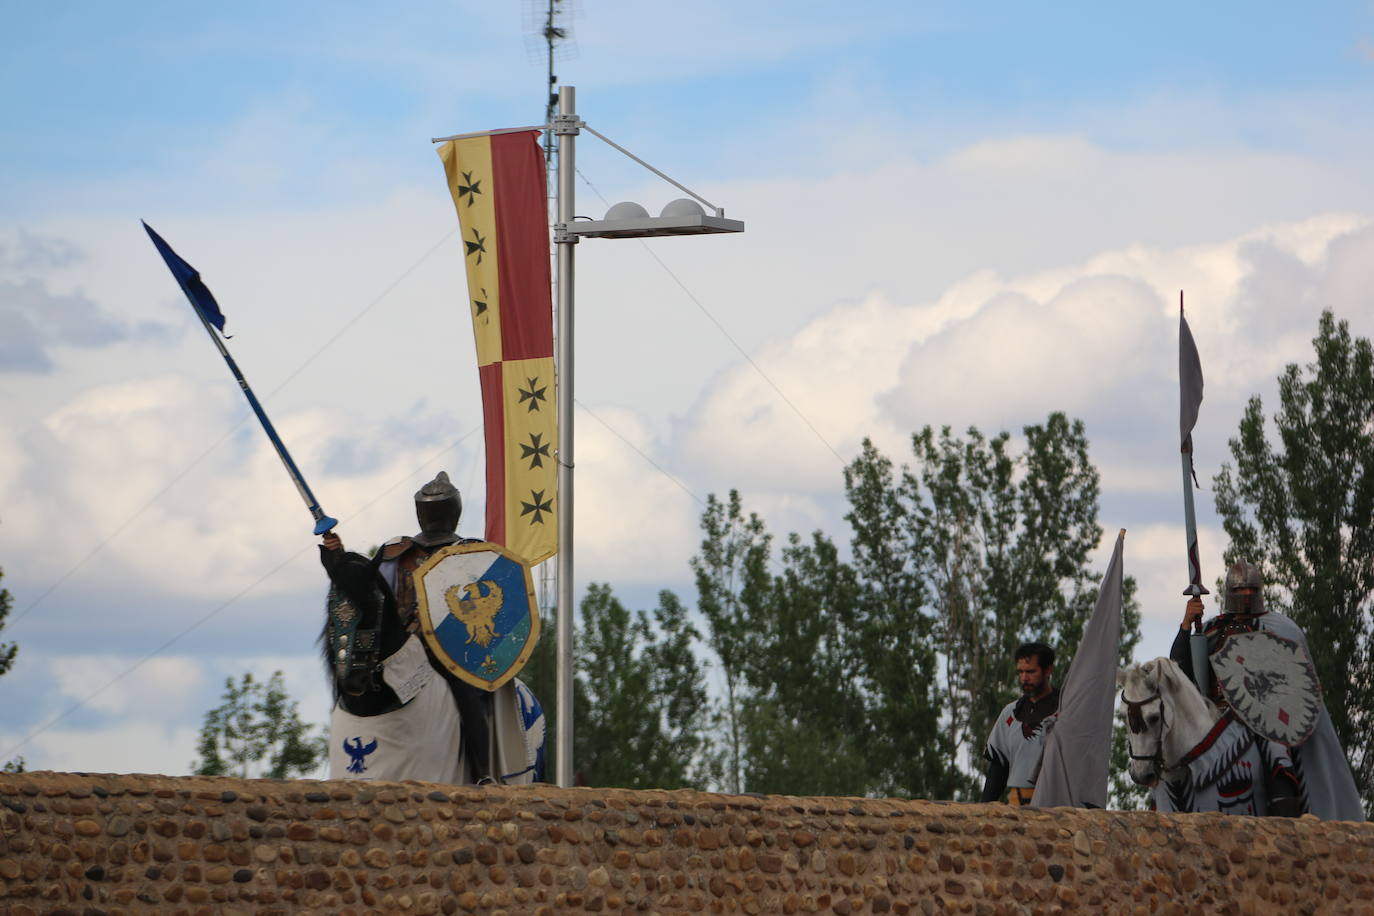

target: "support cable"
[0,428,479,762]
[12,229,457,626]
[576,170,845,465]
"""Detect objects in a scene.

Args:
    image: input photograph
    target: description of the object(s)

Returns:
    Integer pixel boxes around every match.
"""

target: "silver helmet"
[1223,559,1265,616]
[414,471,462,547]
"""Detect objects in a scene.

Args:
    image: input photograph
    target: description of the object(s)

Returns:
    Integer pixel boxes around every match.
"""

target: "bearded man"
[981,642,1059,804]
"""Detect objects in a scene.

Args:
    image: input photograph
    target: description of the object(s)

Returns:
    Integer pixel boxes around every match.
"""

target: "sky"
[3,0,1374,778]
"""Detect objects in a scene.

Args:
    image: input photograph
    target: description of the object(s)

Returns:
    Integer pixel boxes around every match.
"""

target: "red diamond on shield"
[1278,709,1290,725]
[1006,715,1014,726]
[1236,655,1245,664]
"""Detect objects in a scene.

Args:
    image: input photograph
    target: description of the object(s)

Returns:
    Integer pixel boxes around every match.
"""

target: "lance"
[143,222,338,536]
[1178,291,1210,697]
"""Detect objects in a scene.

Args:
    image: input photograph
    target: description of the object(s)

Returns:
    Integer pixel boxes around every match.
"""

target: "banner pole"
[554,85,578,788]
[1179,292,1211,697]
[144,223,336,536]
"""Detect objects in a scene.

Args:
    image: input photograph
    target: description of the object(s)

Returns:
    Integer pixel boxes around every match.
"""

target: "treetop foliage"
[1214,309,1374,815]
[193,671,327,780]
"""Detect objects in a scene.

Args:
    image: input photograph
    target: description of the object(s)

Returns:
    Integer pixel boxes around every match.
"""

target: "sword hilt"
[312,510,339,536]
[1182,583,1209,633]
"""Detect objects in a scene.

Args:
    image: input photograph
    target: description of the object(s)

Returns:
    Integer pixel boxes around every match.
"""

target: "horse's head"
[1117,656,1219,788]
[1118,660,1167,787]
[320,547,404,701]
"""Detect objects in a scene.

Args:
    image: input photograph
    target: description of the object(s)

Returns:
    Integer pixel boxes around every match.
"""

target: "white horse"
[1117,657,1289,815]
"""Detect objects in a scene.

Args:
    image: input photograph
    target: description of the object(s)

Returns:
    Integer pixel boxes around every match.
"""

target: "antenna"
[523,0,579,167]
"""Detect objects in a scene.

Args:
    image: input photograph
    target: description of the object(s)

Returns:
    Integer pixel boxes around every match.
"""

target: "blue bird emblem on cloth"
[342,736,378,774]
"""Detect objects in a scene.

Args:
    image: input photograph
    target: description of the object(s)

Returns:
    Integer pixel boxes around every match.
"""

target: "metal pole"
[554,85,578,787]
[1181,448,1211,698]
[195,312,338,536]
[143,222,337,536]
[1179,293,1211,698]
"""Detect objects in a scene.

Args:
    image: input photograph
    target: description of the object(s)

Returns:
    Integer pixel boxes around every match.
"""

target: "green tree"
[573,584,714,789]
[0,565,15,681]
[514,606,558,727]
[738,531,871,797]
[1213,309,1374,814]
[845,413,1141,798]
[691,492,772,793]
[193,671,328,779]
[1,564,21,773]
[841,445,960,800]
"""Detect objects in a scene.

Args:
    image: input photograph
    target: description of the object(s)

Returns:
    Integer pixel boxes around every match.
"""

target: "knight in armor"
[1169,559,1364,820]
[981,642,1060,804]
[322,471,496,783]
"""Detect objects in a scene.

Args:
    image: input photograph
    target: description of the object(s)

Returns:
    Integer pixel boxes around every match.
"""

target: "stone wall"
[2,771,1372,915]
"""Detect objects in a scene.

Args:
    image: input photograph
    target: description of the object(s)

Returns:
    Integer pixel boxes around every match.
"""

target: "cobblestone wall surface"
[1,771,1372,915]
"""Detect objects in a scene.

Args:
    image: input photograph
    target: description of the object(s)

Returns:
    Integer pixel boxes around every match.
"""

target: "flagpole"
[193,311,338,535]
[1178,291,1210,696]
[554,85,578,788]
[145,224,337,536]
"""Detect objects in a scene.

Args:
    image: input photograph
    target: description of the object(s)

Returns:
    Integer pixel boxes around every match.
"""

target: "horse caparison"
[318,545,546,786]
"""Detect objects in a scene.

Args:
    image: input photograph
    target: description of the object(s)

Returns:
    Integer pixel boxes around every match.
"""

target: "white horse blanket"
[329,633,545,784]
[1151,711,1292,815]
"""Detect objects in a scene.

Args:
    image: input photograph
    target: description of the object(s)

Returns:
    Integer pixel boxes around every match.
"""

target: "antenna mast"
[524,0,577,655]
[526,0,576,168]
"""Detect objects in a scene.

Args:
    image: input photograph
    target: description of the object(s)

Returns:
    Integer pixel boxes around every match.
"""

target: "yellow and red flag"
[437,130,555,564]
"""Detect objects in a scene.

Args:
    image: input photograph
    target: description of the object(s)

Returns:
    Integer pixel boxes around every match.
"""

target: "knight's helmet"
[1222,559,1265,616]
[414,471,462,547]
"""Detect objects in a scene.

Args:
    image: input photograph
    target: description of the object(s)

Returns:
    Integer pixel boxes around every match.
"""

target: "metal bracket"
[552,223,580,245]
[552,114,582,136]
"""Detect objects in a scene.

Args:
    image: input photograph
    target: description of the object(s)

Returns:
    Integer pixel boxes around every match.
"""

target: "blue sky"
[7,2,1373,211]
[3,0,1374,779]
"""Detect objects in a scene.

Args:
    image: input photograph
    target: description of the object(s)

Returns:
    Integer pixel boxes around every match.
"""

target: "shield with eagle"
[412,542,541,692]
[1211,629,1321,747]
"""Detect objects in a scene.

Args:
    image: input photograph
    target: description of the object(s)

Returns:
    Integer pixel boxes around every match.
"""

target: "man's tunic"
[983,688,1059,799]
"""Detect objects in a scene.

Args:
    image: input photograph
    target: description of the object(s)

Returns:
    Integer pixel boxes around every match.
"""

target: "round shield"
[412,542,542,692]
[1211,629,1321,746]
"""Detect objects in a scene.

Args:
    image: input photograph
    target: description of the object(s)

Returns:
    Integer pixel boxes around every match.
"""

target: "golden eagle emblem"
[443,580,504,648]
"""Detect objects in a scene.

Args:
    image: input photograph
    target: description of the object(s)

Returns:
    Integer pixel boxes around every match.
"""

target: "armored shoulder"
[380,536,417,560]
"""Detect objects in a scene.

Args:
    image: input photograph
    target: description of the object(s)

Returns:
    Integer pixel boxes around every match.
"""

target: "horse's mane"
[1120,656,1216,730]
[318,546,407,707]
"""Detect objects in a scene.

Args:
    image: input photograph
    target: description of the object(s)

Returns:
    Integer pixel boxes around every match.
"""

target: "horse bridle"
[328,590,383,695]
[1120,689,1167,769]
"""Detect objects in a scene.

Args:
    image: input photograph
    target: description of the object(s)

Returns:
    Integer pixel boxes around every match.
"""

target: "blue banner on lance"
[412,542,542,692]
[142,221,336,534]
[143,221,228,334]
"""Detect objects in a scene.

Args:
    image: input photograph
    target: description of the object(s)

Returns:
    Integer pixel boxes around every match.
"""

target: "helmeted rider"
[1169,559,1363,820]
[322,471,495,782]
[1172,559,1266,697]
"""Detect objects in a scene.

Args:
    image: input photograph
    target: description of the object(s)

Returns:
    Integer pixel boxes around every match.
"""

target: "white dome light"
[660,198,706,218]
[604,201,650,220]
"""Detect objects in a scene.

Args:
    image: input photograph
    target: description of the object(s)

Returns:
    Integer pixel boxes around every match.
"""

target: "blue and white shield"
[412,542,542,692]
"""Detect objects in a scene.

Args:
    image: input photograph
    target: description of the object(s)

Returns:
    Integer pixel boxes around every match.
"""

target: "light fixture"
[568,197,744,239]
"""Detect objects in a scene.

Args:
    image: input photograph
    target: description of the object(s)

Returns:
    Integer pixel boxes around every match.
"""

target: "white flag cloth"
[1030,529,1125,809]
[1179,310,1204,456]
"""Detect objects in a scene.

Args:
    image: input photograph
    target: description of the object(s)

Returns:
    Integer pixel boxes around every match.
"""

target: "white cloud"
[3,651,333,776]
[573,405,701,586]
[4,721,201,777]
[47,654,205,719]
